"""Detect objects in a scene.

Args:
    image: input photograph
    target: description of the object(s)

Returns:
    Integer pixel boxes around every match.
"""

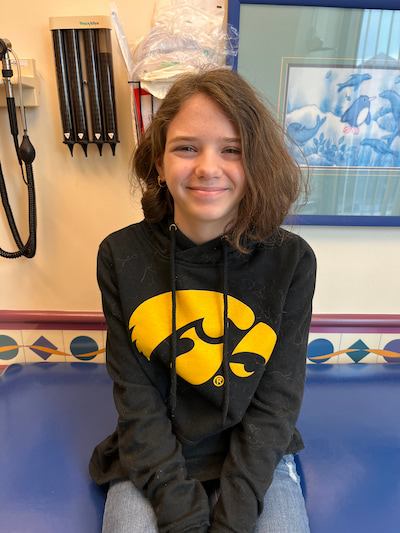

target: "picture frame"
[228,0,400,225]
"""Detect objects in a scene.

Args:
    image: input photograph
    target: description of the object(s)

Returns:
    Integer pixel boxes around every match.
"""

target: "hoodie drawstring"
[169,223,178,418]
[221,237,230,426]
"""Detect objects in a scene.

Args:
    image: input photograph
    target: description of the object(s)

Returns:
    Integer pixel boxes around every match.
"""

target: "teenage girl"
[90,68,316,533]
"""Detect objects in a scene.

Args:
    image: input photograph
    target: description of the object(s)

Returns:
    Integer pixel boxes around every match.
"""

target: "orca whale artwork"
[228,0,400,225]
[284,64,399,166]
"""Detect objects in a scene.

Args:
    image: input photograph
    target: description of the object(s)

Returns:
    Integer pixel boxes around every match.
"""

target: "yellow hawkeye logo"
[129,290,276,386]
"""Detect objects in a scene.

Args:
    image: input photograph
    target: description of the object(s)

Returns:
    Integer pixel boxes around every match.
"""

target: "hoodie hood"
[149,218,237,264]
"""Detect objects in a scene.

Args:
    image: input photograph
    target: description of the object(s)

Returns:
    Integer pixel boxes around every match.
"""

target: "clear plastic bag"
[131,0,238,98]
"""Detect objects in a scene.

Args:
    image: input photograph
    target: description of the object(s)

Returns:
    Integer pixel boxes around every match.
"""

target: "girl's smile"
[156,94,246,245]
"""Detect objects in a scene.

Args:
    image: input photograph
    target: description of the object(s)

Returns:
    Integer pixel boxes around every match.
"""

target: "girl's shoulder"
[101,220,147,245]
[99,219,171,260]
[256,228,315,258]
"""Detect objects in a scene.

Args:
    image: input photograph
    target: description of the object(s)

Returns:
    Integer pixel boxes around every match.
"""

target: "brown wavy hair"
[131,68,307,252]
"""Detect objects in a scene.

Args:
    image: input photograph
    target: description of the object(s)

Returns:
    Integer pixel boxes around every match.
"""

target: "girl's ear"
[155,157,163,177]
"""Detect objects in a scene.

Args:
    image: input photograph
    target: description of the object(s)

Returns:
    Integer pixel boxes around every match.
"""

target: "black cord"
[0,40,37,259]
[0,158,37,259]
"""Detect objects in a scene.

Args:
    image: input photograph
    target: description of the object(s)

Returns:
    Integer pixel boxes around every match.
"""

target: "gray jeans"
[102,454,310,533]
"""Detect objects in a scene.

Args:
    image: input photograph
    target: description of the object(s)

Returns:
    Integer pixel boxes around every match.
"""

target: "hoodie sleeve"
[209,242,316,533]
[94,239,210,533]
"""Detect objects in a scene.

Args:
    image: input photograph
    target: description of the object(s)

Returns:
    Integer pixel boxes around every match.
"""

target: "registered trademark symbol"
[213,375,225,387]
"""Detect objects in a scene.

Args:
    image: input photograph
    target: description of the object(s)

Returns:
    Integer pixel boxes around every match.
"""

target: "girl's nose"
[195,149,222,179]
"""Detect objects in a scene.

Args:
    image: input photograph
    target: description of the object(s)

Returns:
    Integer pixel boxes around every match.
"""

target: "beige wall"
[0,0,155,312]
[1,0,399,315]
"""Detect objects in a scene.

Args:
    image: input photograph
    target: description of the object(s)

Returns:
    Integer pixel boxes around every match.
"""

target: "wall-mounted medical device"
[49,16,119,156]
[0,58,39,107]
[0,38,37,259]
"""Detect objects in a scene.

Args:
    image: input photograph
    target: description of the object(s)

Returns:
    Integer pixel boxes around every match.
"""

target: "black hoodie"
[89,218,316,533]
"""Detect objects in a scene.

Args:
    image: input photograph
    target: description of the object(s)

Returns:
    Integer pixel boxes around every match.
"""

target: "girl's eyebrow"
[166,136,196,145]
[167,136,241,145]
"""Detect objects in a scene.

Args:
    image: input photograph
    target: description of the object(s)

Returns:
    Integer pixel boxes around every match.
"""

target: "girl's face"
[156,94,246,245]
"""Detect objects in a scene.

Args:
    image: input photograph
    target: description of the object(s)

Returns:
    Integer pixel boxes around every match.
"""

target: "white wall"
[294,225,400,314]
[1,0,399,315]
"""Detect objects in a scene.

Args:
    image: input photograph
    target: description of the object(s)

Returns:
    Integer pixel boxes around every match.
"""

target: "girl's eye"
[223,147,242,156]
[174,145,196,153]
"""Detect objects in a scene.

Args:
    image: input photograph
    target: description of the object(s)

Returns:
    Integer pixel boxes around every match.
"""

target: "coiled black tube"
[0,159,37,259]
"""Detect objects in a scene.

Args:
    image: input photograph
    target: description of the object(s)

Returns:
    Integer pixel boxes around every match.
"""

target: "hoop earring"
[157,176,167,188]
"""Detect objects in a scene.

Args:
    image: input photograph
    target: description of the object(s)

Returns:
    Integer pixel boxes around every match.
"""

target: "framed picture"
[228,0,400,225]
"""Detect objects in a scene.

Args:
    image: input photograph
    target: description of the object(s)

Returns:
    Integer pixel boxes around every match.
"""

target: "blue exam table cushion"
[1,362,399,533]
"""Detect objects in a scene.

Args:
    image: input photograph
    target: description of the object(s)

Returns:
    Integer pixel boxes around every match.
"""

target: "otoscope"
[0,38,37,258]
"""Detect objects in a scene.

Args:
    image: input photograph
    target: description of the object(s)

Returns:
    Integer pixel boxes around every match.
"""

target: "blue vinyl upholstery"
[1,362,399,532]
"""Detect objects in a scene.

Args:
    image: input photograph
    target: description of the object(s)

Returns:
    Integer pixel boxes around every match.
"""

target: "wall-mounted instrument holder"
[0,58,40,108]
[49,16,119,156]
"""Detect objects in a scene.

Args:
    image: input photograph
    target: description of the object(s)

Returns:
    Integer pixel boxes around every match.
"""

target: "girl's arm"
[210,244,316,533]
[94,240,210,533]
